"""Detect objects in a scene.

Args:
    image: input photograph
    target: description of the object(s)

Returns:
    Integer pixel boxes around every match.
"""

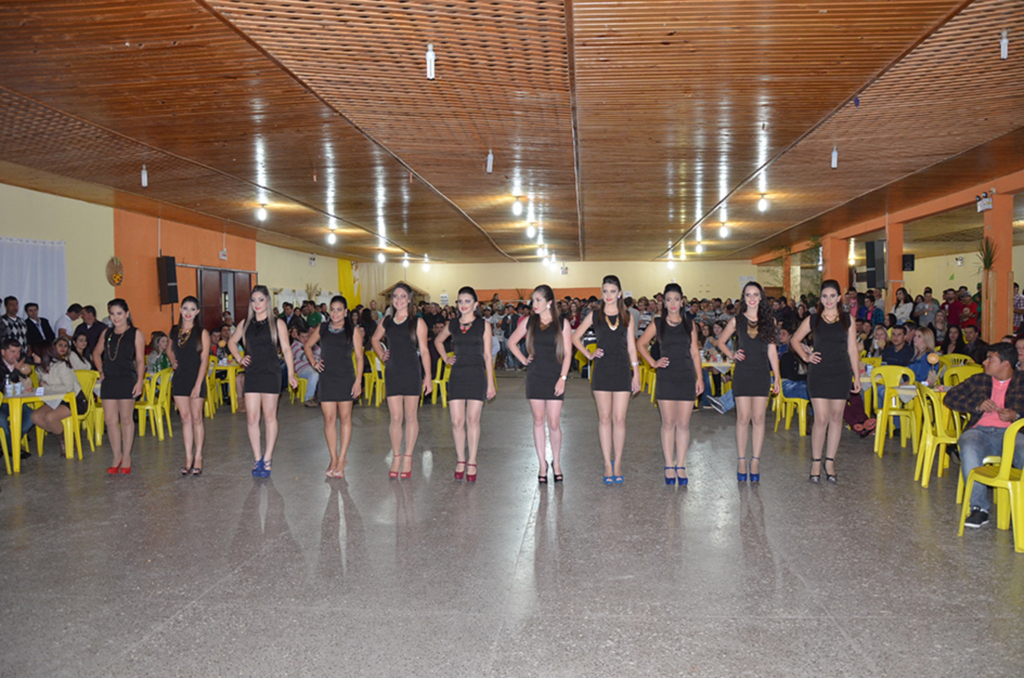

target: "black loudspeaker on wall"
[902,254,915,272]
[157,256,179,305]
[865,241,887,289]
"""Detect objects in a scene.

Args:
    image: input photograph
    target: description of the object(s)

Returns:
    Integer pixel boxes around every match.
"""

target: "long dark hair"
[107,298,132,327]
[176,295,200,330]
[387,283,418,341]
[658,283,690,339]
[32,341,67,372]
[815,279,851,329]
[526,285,564,364]
[327,295,354,340]
[456,286,480,319]
[737,282,777,344]
[597,275,628,325]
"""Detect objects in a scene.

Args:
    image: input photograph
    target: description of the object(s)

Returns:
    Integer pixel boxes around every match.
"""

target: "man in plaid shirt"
[943,342,1024,528]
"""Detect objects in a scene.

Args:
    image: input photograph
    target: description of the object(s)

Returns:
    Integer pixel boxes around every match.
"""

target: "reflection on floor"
[1,374,1022,677]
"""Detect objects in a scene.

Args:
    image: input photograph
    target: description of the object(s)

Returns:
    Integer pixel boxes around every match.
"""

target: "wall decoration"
[105,256,124,286]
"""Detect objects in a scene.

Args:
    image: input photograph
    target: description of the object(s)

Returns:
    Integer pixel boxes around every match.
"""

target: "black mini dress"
[243,318,282,394]
[526,318,567,401]
[318,322,356,403]
[654,318,697,402]
[807,315,853,400]
[383,316,423,397]
[171,326,207,398]
[447,317,487,402]
[100,326,139,400]
[731,320,772,398]
[591,313,632,393]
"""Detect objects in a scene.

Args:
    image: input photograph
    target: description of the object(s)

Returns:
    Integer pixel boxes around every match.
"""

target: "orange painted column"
[886,221,904,308]
[821,236,849,288]
[983,193,1014,341]
[782,252,792,298]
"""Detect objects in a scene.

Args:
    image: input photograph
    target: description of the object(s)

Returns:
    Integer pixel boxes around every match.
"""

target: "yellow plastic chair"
[871,366,918,457]
[157,368,174,435]
[574,350,589,379]
[915,385,957,488]
[774,391,810,437]
[943,364,983,388]
[73,370,99,453]
[204,369,218,419]
[431,352,454,407]
[289,377,308,404]
[365,352,386,407]
[861,357,883,414]
[135,373,167,440]
[939,353,973,370]
[0,393,11,475]
[957,419,1024,553]
[584,343,597,382]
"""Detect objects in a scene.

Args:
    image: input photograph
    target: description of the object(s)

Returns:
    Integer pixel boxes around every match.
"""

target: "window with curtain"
[0,237,68,322]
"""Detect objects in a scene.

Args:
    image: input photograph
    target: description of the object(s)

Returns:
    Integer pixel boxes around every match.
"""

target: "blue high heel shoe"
[604,461,614,485]
[749,456,760,483]
[737,457,747,482]
[676,466,688,487]
[252,459,265,478]
[664,466,676,486]
[613,461,623,484]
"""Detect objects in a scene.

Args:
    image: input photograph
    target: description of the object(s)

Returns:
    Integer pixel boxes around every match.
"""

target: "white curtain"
[353,262,387,307]
[0,237,67,321]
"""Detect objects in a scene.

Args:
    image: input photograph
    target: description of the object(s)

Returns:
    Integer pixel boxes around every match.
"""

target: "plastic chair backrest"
[917,385,950,437]
[871,365,915,389]
[989,419,1024,481]
[140,372,159,404]
[74,370,98,411]
[861,357,882,370]
[943,364,983,387]
[156,368,174,405]
[939,353,972,369]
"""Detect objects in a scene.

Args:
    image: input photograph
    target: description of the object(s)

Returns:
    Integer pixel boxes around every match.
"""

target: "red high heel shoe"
[120,466,132,475]
[454,460,466,480]
[466,463,477,482]
[399,454,414,480]
[388,455,400,479]
[106,463,121,475]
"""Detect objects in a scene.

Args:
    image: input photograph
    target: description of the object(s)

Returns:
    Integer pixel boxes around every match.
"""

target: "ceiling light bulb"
[526,224,537,239]
[425,44,436,80]
[679,244,686,260]
[256,205,267,221]
[695,243,704,254]
[758,195,768,212]
[1001,30,1009,60]
[537,229,544,246]
[536,246,544,257]
[423,254,430,272]
[720,207,728,223]
[485,150,493,174]
[543,245,549,257]
[527,201,535,222]
[402,256,409,268]
[667,260,675,270]
[831,146,838,170]
[512,197,523,217]
[695,226,703,242]
[141,164,148,188]
[326,232,337,245]
[543,256,550,266]
[719,225,730,239]
[377,252,385,264]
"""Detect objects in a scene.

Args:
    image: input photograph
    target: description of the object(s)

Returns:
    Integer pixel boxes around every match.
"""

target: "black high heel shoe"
[824,457,837,484]
[809,457,822,483]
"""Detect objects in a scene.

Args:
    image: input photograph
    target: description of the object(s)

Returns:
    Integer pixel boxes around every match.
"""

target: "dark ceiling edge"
[193,0,519,263]
[563,0,585,262]
[726,126,1024,262]
[0,85,414,258]
[656,0,978,262]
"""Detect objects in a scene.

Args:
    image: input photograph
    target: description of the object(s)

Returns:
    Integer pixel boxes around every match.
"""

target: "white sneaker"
[707,396,725,414]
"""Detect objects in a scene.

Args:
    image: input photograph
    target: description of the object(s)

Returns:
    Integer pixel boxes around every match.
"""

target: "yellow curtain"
[337,258,356,304]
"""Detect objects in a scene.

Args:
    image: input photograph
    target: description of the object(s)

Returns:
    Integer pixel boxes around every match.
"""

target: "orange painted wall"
[113,210,256,337]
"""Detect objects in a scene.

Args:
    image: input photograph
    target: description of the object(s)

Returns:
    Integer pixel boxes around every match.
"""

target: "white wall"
[902,247,1024,294]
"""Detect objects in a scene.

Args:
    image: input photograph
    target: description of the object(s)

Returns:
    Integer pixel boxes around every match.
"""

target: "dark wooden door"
[233,273,251,327]
[200,268,221,332]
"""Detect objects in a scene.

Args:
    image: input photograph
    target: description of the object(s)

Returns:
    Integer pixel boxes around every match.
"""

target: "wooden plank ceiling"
[0,0,1022,263]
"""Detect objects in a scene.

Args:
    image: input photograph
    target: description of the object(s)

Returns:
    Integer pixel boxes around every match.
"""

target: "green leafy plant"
[977,236,998,271]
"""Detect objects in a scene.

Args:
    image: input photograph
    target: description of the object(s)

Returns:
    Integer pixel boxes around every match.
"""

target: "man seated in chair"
[777,325,808,400]
[944,342,1024,528]
[1,337,35,459]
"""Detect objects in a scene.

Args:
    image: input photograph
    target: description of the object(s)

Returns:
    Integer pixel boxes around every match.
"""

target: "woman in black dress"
[637,283,704,486]
[790,279,861,483]
[572,275,641,485]
[228,285,297,479]
[304,295,363,478]
[715,282,781,483]
[92,299,145,475]
[166,296,210,476]
[371,283,433,480]
[432,287,496,482]
[507,285,573,483]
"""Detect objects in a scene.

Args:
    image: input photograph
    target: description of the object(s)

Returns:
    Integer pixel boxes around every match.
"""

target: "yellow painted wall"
[255,242,342,296]
[0,183,114,309]
[384,259,759,302]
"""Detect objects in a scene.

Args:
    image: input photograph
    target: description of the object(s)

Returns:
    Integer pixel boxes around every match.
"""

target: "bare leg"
[809,397,831,477]
[529,400,548,475]
[335,401,353,476]
[675,401,694,477]
[594,391,614,477]
[386,396,405,475]
[749,395,769,475]
[117,399,136,468]
[401,395,419,474]
[659,400,679,480]
[260,393,280,463]
[465,399,483,467]
[824,399,846,476]
[546,400,564,476]
[321,401,339,473]
[32,405,69,435]
[449,399,468,463]
[174,395,194,468]
[244,392,264,461]
[611,391,631,474]
[190,397,205,468]
[735,396,753,474]
[103,400,123,467]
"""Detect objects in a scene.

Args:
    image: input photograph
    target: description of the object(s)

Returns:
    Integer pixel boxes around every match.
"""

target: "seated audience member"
[291,328,319,407]
[146,331,172,373]
[54,303,82,339]
[867,324,889,358]
[907,327,939,384]
[881,325,913,366]
[884,313,898,330]
[777,326,808,401]
[1017,336,1024,370]
[68,333,93,370]
[944,343,1024,528]
[24,303,56,345]
[0,337,35,458]
[929,309,949,344]
[940,324,967,356]
[29,342,88,453]
[962,324,988,365]
[1,296,28,354]
[72,306,105,357]
[958,290,979,327]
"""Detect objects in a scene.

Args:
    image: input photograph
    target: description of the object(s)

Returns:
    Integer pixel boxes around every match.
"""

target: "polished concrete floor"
[1,373,1022,677]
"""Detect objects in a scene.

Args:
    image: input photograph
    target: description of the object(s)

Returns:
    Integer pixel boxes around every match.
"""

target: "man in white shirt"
[54,303,82,339]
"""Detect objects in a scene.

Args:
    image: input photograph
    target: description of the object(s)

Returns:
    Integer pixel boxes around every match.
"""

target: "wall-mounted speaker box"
[865,241,887,289]
[902,254,915,272]
[157,256,178,305]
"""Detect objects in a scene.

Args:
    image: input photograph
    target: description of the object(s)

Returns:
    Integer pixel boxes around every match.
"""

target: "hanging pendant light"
[758,195,768,212]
